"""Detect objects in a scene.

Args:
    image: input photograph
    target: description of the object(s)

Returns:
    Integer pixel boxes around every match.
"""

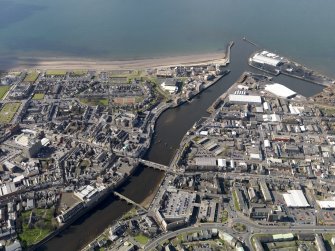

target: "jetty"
[243,37,259,47]
[225,41,234,65]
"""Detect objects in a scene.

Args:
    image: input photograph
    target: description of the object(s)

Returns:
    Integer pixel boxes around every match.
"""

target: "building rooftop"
[228,94,262,104]
[265,83,297,99]
[251,52,282,67]
[283,190,310,208]
[316,200,335,209]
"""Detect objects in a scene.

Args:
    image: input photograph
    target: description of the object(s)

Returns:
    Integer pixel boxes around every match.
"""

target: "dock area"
[248,49,335,86]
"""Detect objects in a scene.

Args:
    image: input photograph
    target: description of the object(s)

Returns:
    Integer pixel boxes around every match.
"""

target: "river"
[39,40,324,251]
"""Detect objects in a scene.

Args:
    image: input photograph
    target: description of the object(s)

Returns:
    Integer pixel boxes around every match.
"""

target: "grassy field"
[109,70,141,78]
[0,85,10,99]
[80,98,109,106]
[46,70,67,76]
[0,102,21,123]
[32,93,45,100]
[24,72,39,83]
[19,208,56,247]
[134,234,149,245]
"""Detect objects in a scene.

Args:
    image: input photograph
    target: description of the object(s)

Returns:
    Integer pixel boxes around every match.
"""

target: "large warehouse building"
[228,94,262,104]
[265,83,297,99]
[283,190,310,208]
[316,200,335,209]
[250,51,283,67]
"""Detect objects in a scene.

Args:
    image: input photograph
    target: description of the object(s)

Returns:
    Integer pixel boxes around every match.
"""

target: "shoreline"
[0,51,227,71]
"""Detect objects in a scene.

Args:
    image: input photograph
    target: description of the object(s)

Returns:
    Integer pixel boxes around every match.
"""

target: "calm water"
[0,0,335,77]
[39,165,164,251]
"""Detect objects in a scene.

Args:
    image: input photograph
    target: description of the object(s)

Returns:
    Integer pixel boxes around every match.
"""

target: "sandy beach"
[1,51,227,71]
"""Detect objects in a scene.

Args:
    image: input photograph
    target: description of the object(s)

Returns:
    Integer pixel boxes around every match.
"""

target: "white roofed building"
[161,79,178,94]
[317,200,335,209]
[265,83,297,99]
[228,94,262,104]
[194,157,217,167]
[250,51,283,67]
[217,159,226,168]
[262,114,281,122]
[283,190,310,208]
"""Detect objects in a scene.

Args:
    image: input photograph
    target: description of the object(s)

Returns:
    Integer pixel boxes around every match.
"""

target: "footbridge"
[113,191,147,212]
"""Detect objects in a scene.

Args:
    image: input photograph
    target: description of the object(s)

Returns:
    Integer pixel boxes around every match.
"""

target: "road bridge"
[113,191,147,212]
[139,159,177,174]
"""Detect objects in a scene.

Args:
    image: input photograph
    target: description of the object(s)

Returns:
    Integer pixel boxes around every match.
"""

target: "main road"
[145,218,335,250]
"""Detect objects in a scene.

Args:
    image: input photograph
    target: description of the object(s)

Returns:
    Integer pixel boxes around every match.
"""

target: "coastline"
[1,51,227,71]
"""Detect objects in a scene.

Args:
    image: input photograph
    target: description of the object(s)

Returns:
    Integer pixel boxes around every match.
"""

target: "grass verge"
[0,85,10,99]
[232,190,241,211]
[221,210,228,223]
[24,72,39,83]
[0,102,21,123]
[46,70,67,76]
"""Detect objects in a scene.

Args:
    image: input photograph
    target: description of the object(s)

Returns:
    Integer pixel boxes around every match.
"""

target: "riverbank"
[1,51,228,71]
[37,39,327,251]
[32,50,231,250]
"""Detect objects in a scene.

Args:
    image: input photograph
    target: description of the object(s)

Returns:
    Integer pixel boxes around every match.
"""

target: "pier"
[243,37,259,47]
[225,41,234,65]
[113,191,148,212]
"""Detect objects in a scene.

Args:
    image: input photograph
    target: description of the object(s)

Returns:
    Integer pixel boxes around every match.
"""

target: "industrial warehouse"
[265,83,297,99]
[249,51,283,67]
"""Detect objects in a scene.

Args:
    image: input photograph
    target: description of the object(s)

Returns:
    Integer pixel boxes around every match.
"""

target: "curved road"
[145,218,335,250]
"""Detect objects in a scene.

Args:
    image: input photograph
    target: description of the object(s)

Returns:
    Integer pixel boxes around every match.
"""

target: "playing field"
[32,93,45,100]
[0,85,10,99]
[80,98,108,106]
[0,102,21,123]
[113,97,136,104]
[46,70,67,76]
[23,72,39,83]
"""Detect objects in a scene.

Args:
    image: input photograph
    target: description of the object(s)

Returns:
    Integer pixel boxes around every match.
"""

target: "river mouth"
[40,39,325,251]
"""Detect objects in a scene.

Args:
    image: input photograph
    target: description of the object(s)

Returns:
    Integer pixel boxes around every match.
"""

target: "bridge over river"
[138,158,178,174]
[113,191,148,212]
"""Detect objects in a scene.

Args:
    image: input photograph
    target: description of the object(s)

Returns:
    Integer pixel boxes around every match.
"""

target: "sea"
[0,0,334,76]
